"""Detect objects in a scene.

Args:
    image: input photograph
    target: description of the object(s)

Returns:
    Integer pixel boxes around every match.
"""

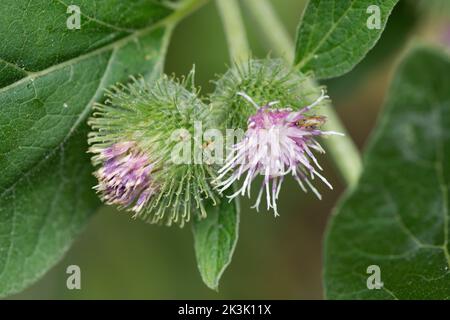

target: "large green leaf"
[294,0,398,79]
[0,0,172,84]
[324,47,450,299]
[193,196,240,291]
[0,0,176,297]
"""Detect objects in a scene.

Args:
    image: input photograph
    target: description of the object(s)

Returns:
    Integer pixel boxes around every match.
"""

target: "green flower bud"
[211,58,325,130]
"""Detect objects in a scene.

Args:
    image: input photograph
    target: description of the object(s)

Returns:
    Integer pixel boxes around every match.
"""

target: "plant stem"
[244,0,294,63]
[165,0,210,26]
[319,106,362,187]
[215,0,250,63]
[243,0,362,187]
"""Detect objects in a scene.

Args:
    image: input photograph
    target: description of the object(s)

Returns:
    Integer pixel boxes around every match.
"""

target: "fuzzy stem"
[243,0,362,187]
[216,0,250,63]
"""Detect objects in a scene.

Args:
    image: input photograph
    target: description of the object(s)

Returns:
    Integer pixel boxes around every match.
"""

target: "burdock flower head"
[88,70,218,227]
[91,141,156,213]
[212,59,342,216]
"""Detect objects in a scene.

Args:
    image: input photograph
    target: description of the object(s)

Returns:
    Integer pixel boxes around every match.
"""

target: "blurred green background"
[10,0,449,299]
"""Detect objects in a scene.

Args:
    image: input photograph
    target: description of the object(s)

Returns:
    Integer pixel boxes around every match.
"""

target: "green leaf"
[0,0,175,297]
[0,0,173,84]
[294,0,399,79]
[193,196,240,291]
[324,47,450,299]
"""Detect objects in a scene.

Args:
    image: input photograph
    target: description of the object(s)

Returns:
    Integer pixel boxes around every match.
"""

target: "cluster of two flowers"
[91,87,341,218]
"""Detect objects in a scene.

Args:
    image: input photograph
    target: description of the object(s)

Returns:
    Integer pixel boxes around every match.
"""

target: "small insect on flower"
[214,90,343,216]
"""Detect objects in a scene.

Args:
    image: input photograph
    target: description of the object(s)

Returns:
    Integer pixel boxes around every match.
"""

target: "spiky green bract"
[88,72,218,227]
[210,59,325,131]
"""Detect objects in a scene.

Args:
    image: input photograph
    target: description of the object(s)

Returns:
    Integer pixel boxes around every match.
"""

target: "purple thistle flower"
[215,91,343,216]
[93,141,157,215]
